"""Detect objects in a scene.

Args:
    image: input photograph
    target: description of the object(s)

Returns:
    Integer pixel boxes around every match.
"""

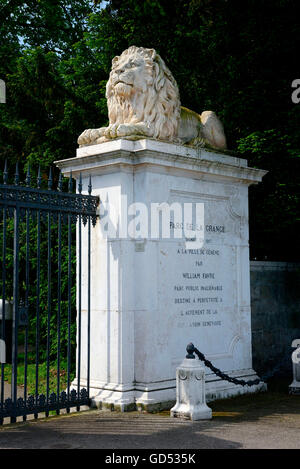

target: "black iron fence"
[0,162,98,424]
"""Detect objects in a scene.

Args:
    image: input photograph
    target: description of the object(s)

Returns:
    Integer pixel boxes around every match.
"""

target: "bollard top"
[186,343,195,359]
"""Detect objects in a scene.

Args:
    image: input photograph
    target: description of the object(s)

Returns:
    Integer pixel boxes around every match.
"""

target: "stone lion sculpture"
[78,46,227,150]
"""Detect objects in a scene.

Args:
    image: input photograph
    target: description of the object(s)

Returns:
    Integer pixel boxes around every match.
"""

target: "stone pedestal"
[170,358,212,420]
[56,138,267,411]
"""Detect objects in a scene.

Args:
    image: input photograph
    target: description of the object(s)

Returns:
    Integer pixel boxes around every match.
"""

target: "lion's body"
[179,107,204,147]
[179,107,227,149]
[78,46,227,150]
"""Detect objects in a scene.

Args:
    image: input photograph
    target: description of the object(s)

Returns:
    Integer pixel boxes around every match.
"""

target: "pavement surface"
[0,391,299,449]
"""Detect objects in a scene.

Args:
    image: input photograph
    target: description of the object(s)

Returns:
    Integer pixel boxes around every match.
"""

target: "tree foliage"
[0,0,299,260]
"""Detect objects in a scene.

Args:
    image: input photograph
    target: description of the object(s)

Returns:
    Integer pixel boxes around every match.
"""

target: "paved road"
[0,392,299,449]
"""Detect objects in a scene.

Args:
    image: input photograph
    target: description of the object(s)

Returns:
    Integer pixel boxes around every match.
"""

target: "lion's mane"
[106,46,181,141]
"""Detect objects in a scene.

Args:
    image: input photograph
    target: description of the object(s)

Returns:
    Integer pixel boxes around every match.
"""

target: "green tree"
[0,0,299,261]
[0,0,105,172]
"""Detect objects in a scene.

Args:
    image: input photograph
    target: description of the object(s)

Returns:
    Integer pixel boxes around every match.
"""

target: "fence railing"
[0,162,98,424]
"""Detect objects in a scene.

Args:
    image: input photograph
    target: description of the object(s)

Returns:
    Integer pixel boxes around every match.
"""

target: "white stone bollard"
[289,339,300,395]
[170,344,212,420]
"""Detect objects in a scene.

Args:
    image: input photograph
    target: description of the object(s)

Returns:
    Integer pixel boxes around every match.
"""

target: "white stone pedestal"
[170,358,212,420]
[56,138,267,411]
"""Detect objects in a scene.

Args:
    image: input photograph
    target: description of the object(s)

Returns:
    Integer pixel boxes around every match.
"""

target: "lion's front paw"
[116,124,137,137]
[77,128,106,146]
[78,129,92,145]
[103,124,119,139]
[103,123,137,139]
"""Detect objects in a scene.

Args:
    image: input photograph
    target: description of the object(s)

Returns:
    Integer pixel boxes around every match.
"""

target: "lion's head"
[106,46,181,141]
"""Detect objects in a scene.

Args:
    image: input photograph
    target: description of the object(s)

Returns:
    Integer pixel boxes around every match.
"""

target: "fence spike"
[48,167,53,190]
[78,172,82,194]
[88,175,92,195]
[37,165,41,188]
[68,170,73,193]
[25,164,31,187]
[3,159,8,184]
[57,172,63,192]
[14,161,20,185]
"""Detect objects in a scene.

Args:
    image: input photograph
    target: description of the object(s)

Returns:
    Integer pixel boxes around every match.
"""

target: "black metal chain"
[186,343,291,387]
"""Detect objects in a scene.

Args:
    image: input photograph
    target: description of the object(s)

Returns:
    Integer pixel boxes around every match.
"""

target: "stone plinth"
[170,358,212,420]
[55,138,267,411]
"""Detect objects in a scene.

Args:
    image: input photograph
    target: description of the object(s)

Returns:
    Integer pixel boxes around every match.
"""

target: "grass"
[3,360,75,396]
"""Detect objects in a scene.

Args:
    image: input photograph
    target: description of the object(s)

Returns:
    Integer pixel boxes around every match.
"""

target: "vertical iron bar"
[87,175,92,401]
[77,201,82,409]
[3,160,8,184]
[87,215,91,401]
[77,216,82,410]
[0,207,7,425]
[14,162,20,186]
[77,173,82,410]
[67,173,73,413]
[56,212,62,415]
[67,212,72,412]
[46,211,51,417]
[34,210,41,419]
[11,205,20,424]
[25,165,31,187]
[23,208,30,421]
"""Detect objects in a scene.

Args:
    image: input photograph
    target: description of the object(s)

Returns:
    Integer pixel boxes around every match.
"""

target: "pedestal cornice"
[55,139,267,185]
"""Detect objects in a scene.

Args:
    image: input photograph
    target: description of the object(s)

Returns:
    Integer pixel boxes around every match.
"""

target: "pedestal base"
[171,403,212,421]
[73,366,266,412]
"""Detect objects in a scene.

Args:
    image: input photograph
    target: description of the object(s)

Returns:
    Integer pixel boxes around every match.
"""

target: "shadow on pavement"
[0,390,299,449]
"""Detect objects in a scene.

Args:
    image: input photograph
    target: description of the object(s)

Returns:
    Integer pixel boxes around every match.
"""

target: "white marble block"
[290,339,300,395]
[170,356,212,420]
[55,138,267,411]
